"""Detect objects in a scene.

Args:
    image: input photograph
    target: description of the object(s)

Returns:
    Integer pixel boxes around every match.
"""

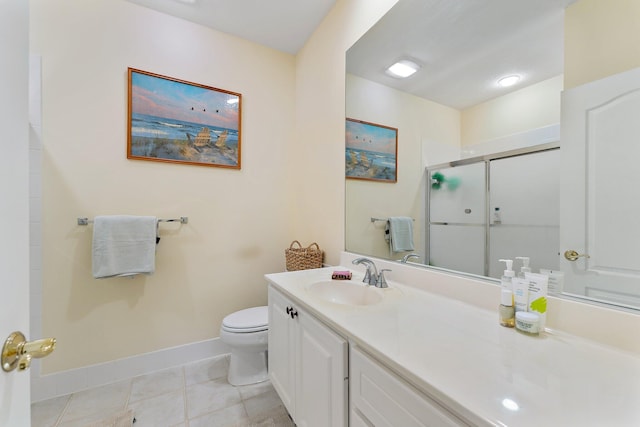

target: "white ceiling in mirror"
[124,0,336,54]
[347,0,577,110]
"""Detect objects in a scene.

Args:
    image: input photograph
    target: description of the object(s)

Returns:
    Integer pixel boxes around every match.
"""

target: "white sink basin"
[308,280,383,306]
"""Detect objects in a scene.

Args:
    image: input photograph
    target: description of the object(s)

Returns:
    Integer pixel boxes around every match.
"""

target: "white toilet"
[220,306,269,386]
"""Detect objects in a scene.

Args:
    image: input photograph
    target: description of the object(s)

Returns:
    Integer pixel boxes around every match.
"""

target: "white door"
[560,67,640,309]
[0,0,32,425]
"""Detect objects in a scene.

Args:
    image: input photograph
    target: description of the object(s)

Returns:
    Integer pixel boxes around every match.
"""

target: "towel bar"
[371,217,414,223]
[77,216,188,226]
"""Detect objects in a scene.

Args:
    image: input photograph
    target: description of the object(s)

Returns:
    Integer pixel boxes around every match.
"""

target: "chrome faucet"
[401,253,420,263]
[352,258,390,288]
[377,269,391,288]
[352,258,378,286]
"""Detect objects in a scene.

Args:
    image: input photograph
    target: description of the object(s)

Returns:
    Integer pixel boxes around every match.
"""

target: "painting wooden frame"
[127,68,242,169]
[345,118,398,182]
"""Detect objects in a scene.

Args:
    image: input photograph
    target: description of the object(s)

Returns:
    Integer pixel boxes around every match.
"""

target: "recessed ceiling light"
[386,60,420,78]
[497,75,521,87]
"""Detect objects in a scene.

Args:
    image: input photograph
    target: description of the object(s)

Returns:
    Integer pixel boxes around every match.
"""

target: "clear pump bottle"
[516,256,531,278]
[493,207,502,224]
[498,259,515,327]
[499,259,515,290]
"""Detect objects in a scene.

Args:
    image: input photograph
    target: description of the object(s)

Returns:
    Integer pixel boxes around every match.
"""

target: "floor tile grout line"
[51,394,71,427]
[53,379,134,426]
[181,365,189,426]
[124,376,134,409]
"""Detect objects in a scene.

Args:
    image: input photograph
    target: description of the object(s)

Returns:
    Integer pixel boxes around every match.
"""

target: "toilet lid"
[222,306,268,332]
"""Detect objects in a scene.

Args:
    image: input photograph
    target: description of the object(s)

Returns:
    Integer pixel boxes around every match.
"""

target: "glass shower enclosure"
[426,145,560,280]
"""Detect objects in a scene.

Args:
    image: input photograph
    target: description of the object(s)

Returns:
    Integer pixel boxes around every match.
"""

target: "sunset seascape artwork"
[345,118,397,182]
[128,68,241,168]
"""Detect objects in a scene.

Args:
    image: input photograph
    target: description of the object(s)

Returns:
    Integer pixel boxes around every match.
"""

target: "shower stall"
[426,144,560,279]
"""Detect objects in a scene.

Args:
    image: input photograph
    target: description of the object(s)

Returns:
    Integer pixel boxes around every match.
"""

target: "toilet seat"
[222,306,268,333]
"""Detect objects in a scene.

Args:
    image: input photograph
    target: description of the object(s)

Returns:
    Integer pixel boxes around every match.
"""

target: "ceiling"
[347,0,576,110]
[125,0,576,110]
[124,0,337,55]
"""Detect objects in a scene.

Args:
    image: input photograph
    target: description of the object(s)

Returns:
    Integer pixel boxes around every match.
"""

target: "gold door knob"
[18,354,32,371]
[2,331,56,372]
[564,250,590,262]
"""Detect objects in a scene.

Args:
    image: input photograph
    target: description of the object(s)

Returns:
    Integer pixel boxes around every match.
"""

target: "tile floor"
[31,354,295,427]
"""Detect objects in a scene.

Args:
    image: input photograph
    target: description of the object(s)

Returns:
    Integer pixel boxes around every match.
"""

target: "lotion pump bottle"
[516,256,531,278]
[499,289,515,327]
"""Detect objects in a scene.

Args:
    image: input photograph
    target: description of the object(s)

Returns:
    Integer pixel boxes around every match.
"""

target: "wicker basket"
[285,240,323,271]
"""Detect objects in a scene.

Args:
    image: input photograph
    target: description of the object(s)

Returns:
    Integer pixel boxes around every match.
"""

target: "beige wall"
[461,75,563,146]
[291,0,398,265]
[565,0,640,89]
[32,0,296,373]
[31,0,397,374]
[345,74,459,260]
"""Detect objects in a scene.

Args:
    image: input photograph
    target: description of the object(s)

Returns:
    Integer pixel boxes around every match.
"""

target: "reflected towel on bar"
[92,215,158,279]
[387,216,414,253]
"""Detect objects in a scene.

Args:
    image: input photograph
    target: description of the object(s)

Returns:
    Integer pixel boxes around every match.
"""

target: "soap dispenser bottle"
[516,256,531,278]
[498,259,515,290]
[498,259,515,327]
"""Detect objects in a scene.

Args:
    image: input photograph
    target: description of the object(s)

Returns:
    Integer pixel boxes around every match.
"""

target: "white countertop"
[265,266,640,427]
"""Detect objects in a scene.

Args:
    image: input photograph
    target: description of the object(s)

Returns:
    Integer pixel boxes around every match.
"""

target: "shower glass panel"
[488,150,560,277]
[428,162,486,275]
[427,146,559,279]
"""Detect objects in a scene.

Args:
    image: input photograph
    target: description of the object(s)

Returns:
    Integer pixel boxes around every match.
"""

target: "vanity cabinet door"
[296,306,348,427]
[268,285,348,427]
[350,345,468,427]
[268,286,297,416]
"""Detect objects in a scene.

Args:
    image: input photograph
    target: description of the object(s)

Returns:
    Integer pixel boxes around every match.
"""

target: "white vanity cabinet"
[268,285,348,427]
[350,345,469,427]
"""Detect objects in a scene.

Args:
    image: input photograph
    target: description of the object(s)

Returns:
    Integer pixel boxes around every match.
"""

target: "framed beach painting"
[345,118,398,182]
[127,68,242,169]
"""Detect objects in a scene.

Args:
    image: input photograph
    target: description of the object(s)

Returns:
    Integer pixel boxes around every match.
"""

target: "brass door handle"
[2,331,56,372]
[564,250,590,262]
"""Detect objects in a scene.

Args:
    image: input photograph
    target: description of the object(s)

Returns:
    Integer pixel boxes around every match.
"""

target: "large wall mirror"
[345,0,640,311]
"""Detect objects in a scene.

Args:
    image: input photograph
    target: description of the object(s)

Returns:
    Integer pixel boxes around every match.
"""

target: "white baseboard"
[31,338,229,403]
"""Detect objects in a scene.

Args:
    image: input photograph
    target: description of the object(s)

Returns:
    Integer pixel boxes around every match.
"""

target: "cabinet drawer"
[350,346,467,427]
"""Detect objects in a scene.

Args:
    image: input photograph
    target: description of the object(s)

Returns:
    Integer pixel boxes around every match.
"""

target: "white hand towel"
[388,216,414,253]
[92,215,158,279]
